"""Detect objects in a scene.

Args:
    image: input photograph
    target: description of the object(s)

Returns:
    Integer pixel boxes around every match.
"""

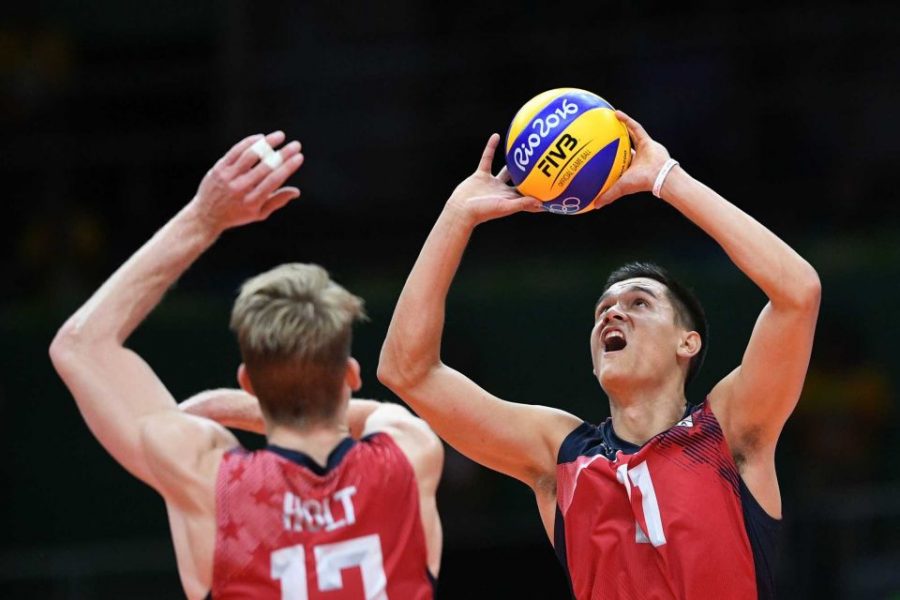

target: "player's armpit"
[710,290,820,457]
[140,411,239,512]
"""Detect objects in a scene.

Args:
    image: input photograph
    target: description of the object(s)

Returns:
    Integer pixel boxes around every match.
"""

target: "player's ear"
[345,357,362,392]
[677,331,702,359]
[237,363,256,395]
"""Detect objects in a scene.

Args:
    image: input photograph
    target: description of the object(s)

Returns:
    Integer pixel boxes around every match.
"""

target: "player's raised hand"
[190,131,304,232]
[447,133,541,226]
[595,111,671,208]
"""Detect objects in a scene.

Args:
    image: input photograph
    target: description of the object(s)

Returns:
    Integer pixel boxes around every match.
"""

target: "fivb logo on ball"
[510,97,580,174]
[505,88,632,215]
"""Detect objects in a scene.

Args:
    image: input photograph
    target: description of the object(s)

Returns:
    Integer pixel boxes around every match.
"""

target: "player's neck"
[607,384,687,446]
[266,421,352,468]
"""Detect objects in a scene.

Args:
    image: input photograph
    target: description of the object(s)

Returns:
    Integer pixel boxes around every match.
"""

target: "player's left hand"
[447,133,542,227]
[595,111,671,208]
[189,131,304,233]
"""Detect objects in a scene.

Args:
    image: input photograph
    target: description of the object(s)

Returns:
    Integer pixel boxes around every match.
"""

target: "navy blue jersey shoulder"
[557,420,629,463]
[557,405,697,464]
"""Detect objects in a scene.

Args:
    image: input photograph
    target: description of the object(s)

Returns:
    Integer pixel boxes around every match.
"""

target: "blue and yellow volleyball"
[504,88,632,215]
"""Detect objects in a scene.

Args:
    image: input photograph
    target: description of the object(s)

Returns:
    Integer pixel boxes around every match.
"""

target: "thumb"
[594,180,627,209]
[520,196,544,213]
[260,187,301,219]
[499,194,542,217]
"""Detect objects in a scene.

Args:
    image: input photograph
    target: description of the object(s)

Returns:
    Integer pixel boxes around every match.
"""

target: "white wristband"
[652,158,679,198]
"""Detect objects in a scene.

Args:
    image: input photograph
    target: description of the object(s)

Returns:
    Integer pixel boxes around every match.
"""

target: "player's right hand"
[446,133,541,227]
[594,111,670,208]
[190,131,304,233]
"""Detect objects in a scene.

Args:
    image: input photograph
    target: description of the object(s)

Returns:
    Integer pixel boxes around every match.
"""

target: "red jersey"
[210,433,434,599]
[555,400,779,600]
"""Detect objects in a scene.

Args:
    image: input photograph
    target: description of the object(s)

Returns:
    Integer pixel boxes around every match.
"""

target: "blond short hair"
[230,263,366,425]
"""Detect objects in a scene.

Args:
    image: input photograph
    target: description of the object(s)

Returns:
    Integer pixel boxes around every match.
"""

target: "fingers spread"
[245,152,305,205]
[233,140,302,194]
[477,133,501,174]
[229,130,288,176]
[497,166,512,184]
[217,133,263,169]
[496,193,542,218]
[595,182,625,209]
[615,110,649,145]
[266,130,287,149]
[260,187,301,219]
[521,196,544,213]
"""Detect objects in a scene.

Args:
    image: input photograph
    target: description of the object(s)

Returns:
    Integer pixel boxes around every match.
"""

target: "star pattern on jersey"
[251,486,276,507]
[228,461,248,484]
[220,519,241,542]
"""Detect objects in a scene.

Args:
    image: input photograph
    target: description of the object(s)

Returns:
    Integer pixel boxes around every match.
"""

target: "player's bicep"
[712,300,818,450]
[398,365,581,487]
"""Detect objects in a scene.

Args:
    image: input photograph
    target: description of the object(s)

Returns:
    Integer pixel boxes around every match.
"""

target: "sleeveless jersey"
[210,433,434,599]
[555,400,779,600]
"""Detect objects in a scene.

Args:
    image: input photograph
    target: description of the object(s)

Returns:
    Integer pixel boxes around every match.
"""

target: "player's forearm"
[180,389,266,434]
[51,203,219,419]
[379,203,474,390]
[181,390,383,439]
[49,203,221,480]
[55,202,219,352]
[660,167,820,308]
[347,399,383,438]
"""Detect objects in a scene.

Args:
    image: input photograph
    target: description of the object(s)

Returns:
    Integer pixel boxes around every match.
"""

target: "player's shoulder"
[557,417,617,464]
[362,404,443,471]
[140,412,239,507]
[363,403,432,441]
[141,411,238,461]
[353,430,416,468]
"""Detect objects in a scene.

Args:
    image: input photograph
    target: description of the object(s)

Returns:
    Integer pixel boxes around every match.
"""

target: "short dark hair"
[601,261,708,387]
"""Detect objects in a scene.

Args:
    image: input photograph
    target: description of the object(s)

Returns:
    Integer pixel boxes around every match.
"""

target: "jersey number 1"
[271,534,388,599]
[616,461,667,547]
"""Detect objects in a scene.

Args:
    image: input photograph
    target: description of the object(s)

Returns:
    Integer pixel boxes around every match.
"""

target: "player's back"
[211,433,434,599]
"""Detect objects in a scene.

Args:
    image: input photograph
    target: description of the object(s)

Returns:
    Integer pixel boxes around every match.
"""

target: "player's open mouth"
[602,329,627,353]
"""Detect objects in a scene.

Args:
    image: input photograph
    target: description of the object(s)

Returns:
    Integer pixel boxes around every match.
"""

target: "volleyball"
[504,88,632,215]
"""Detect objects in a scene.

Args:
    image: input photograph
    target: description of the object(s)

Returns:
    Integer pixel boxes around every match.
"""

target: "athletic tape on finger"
[263,151,283,169]
[251,138,274,159]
